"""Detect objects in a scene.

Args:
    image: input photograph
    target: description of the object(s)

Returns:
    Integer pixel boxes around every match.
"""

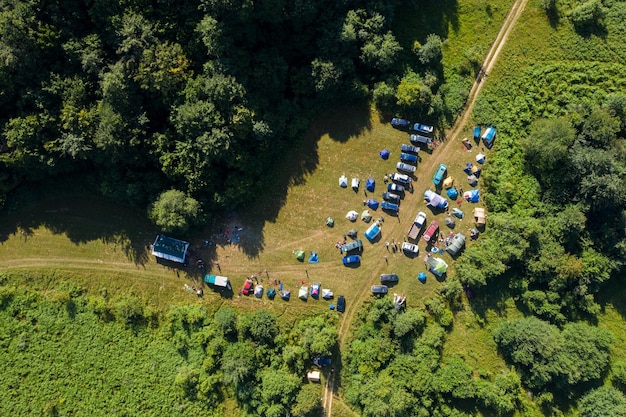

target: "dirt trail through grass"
[322,0,528,414]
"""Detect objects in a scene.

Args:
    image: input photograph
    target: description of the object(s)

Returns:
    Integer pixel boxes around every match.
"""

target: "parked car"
[381,201,399,212]
[413,123,434,134]
[242,279,254,295]
[400,152,418,164]
[380,273,399,284]
[432,163,447,185]
[390,173,412,185]
[397,162,416,173]
[371,285,389,295]
[340,239,363,254]
[410,134,430,146]
[382,192,401,204]
[401,143,420,154]
[391,118,411,129]
[387,183,405,193]
[342,255,361,266]
[337,295,346,312]
[407,211,427,240]
[402,242,419,255]
[423,220,440,242]
[415,211,427,229]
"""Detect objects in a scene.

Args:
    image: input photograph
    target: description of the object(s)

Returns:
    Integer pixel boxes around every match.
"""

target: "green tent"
[426,256,448,277]
[326,217,334,227]
[294,250,305,261]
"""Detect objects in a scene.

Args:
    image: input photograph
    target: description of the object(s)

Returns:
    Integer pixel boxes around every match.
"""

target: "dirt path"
[322,0,528,415]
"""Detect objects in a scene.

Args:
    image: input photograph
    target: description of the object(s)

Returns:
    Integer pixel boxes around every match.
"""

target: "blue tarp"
[464,189,480,203]
[379,149,390,160]
[366,178,376,192]
[473,126,482,140]
[309,252,319,263]
[446,188,459,199]
[366,199,379,210]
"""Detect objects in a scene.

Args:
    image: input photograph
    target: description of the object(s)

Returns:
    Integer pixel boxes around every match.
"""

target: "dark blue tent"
[379,149,390,160]
[464,189,480,203]
[366,178,376,192]
[464,163,474,175]
[365,199,379,210]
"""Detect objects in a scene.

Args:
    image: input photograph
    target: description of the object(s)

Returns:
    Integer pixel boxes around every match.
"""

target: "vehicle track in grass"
[323,0,529,414]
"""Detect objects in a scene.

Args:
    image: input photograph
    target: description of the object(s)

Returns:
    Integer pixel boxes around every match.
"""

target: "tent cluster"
[293,250,320,263]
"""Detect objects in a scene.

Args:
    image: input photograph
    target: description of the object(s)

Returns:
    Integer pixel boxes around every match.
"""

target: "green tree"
[259,369,301,411]
[291,384,322,417]
[221,342,255,387]
[360,32,401,72]
[149,189,201,234]
[569,0,605,32]
[579,386,626,417]
[560,322,612,385]
[418,34,443,65]
[393,309,426,338]
[174,365,201,399]
[240,309,278,345]
[214,307,238,338]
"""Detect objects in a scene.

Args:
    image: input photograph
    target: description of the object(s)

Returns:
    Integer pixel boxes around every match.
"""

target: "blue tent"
[365,199,379,210]
[446,188,459,199]
[366,178,376,192]
[464,163,474,175]
[473,126,482,141]
[309,252,319,263]
[417,272,427,283]
[464,189,480,203]
[379,149,390,160]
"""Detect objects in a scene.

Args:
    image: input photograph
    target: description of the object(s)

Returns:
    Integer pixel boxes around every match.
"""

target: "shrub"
[569,0,604,32]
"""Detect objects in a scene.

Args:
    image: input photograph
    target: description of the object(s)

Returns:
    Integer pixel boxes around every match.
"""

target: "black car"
[382,192,401,204]
[391,118,411,129]
[337,295,346,312]
[371,285,389,295]
[380,274,399,284]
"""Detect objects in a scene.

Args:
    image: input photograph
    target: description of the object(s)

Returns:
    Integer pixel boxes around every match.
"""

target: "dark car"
[337,295,346,312]
[391,118,411,129]
[382,192,401,204]
[380,273,399,284]
[371,285,389,295]
[342,255,361,266]
[387,183,405,193]
[400,152,418,164]
[401,143,420,154]
[381,201,399,212]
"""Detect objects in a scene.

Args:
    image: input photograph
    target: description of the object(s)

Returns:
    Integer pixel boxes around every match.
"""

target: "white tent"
[476,153,485,164]
[351,178,359,190]
[322,289,333,299]
[254,285,263,298]
[307,371,321,382]
[346,210,358,221]
[339,174,348,187]
[361,210,372,222]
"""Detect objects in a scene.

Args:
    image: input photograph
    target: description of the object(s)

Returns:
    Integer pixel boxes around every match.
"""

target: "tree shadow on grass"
[0,183,152,266]
[466,273,513,324]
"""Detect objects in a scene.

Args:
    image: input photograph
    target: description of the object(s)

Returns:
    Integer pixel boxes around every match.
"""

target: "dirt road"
[322,0,528,414]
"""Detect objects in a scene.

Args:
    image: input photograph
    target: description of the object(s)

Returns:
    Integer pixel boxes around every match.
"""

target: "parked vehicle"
[401,143,420,154]
[391,118,411,129]
[402,242,419,255]
[337,295,346,312]
[342,255,361,266]
[371,285,389,295]
[423,221,440,242]
[381,201,399,212]
[433,163,447,185]
[407,211,427,240]
[410,134,430,146]
[400,153,418,164]
[380,273,399,284]
[391,173,412,185]
[413,123,434,134]
[397,162,416,173]
[382,192,401,203]
[387,183,405,193]
[340,239,363,254]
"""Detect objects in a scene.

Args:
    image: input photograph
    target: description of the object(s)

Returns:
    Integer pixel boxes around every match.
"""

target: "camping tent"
[294,250,305,261]
[310,283,321,298]
[470,228,480,239]
[152,235,189,264]
[366,178,376,192]
[425,256,448,277]
[254,285,263,298]
[424,190,449,209]
[347,229,358,238]
[361,210,372,222]
[322,288,333,299]
[280,289,291,300]
[452,208,464,219]
[379,149,390,160]
[309,252,319,263]
[351,178,359,190]
[417,272,427,283]
[482,126,496,147]
[473,207,486,226]
[443,177,454,188]
[444,217,456,228]
[364,223,381,241]
[346,210,358,221]
[339,175,348,187]
[326,217,334,227]
[464,163,474,175]
[307,371,321,382]
[446,188,459,199]
[467,175,478,186]
[472,166,482,177]
[266,288,276,299]
[464,189,480,203]
[365,199,379,210]
[473,126,482,141]
[445,233,466,256]
[476,153,486,164]
[299,286,308,300]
